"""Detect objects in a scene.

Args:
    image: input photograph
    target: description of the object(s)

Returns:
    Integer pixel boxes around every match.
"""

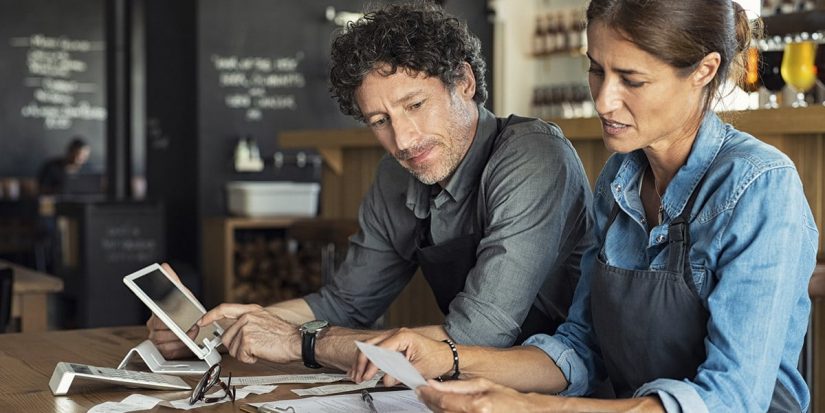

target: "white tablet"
[123,263,223,364]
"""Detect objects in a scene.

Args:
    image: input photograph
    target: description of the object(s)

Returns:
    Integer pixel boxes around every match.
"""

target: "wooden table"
[0,326,348,412]
[1,258,63,332]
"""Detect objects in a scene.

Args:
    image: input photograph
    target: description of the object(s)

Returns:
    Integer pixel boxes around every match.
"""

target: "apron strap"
[665,175,708,281]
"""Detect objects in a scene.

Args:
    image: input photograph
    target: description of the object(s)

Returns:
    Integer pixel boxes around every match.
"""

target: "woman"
[350,0,817,411]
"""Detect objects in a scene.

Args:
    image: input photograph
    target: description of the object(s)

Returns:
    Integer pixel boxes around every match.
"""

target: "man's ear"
[456,61,476,100]
[692,52,721,88]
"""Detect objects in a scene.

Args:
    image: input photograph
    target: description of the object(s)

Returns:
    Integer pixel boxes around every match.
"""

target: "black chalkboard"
[0,0,106,177]
[195,0,493,217]
[59,201,166,328]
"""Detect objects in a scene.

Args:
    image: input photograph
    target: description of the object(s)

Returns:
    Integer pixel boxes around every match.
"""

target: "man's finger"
[382,374,399,387]
[352,351,370,382]
[219,311,248,349]
[148,328,181,344]
[199,303,261,326]
[160,262,182,282]
[155,341,192,359]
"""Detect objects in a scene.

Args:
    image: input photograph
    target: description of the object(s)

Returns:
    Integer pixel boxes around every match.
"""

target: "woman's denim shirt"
[525,112,818,412]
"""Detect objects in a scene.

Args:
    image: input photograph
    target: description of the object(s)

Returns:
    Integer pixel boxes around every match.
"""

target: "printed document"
[251,389,431,413]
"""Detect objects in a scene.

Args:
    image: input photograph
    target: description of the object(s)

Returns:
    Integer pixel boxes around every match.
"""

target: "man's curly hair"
[329,1,488,122]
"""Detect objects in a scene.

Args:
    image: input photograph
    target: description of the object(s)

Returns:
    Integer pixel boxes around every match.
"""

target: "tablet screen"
[132,268,219,347]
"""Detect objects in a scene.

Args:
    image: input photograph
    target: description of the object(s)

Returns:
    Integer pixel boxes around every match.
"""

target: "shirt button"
[656,235,666,244]
[614,184,622,192]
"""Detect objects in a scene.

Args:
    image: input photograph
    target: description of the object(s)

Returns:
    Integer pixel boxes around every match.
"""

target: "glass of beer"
[781,38,818,108]
[759,38,785,109]
[814,32,825,105]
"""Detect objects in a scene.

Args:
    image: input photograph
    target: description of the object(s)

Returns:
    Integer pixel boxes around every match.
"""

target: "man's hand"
[417,378,540,413]
[350,328,453,386]
[145,263,198,359]
[146,314,199,359]
[198,303,301,364]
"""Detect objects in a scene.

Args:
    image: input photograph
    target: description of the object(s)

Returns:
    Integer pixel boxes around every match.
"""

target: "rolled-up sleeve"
[635,379,708,413]
[304,159,418,328]
[445,129,592,347]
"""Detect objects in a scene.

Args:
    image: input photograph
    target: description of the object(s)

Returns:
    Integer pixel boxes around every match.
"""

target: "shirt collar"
[405,104,496,217]
[612,112,725,220]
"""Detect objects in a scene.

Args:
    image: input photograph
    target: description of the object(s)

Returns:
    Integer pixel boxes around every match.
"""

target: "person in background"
[354,1,817,412]
[37,137,91,195]
[147,1,593,373]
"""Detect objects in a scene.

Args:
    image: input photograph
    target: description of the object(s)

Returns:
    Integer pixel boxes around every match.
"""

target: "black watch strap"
[301,331,322,369]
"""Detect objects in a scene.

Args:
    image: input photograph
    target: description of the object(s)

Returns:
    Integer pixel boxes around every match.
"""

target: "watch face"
[301,320,329,333]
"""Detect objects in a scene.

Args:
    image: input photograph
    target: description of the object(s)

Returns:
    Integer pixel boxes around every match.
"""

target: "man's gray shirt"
[304,106,593,347]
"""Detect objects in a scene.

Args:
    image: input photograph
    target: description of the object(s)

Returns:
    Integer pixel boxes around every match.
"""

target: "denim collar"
[611,112,725,222]
[405,104,496,219]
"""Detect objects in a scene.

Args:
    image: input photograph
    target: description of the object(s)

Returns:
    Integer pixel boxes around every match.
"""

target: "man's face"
[354,65,478,186]
[69,147,90,167]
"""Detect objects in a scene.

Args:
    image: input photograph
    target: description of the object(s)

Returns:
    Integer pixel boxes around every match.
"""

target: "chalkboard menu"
[0,0,105,177]
[195,0,492,217]
[196,0,367,217]
[59,201,165,328]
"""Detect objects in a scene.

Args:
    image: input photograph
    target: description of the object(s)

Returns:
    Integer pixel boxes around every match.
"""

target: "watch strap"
[301,330,322,369]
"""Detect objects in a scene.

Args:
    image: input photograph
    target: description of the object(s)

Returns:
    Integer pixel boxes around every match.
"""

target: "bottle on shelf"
[543,13,558,55]
[566,10,581,53]
[532,15,547,56]
[555,12,568,53]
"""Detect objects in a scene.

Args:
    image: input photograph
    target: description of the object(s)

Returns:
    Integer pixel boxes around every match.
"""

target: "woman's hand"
[417,378,544,413]
[349,328,454,386]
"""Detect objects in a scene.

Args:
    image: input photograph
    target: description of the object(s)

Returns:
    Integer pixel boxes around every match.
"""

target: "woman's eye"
[587,66,604,76]
[622,78,644,88]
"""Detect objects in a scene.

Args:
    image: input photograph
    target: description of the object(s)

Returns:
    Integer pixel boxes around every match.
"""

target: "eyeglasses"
[189,364,236,405]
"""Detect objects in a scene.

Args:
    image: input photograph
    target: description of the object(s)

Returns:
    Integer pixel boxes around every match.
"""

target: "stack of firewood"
[232,232,325,305]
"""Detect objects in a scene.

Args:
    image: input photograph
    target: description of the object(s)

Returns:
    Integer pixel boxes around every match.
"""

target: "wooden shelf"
[550,106,825,140]
[762,10,825,37]
[202,216,300,307]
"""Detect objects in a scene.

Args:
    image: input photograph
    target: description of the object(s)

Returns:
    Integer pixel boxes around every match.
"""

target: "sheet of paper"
[355,341,427,389]
[88,394,162,413]
[88,385,277,412]
[221,373,349,386]
[291,374,382,396]
[251,389,431,413]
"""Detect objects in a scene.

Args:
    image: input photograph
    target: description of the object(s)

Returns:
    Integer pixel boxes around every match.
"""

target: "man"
[148,2,592,372]
[37,137,91,195]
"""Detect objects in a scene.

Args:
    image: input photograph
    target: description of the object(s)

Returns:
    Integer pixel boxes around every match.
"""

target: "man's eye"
[369,117,388,128]
[409,100,424,110]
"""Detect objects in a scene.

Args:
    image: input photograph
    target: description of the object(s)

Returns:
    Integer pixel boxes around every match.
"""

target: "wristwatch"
[299,320,328,369]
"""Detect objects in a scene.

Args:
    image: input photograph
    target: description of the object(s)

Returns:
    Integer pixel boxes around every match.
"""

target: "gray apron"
[415,116,561,344]
[591,180,799,412]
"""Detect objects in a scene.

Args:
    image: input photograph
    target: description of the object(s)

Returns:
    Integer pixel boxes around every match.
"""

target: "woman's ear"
[693,52,721,88]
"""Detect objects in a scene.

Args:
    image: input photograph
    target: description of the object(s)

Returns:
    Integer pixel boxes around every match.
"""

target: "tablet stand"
[118,340,220,375]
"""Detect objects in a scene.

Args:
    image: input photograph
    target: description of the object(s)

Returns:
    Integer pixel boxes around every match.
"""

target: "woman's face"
[586,21,707,154]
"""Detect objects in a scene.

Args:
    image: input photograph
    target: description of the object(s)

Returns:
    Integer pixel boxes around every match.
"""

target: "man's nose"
[391,113,421,151]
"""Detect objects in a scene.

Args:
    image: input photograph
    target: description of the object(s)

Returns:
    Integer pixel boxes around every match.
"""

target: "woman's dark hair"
[586,0,761,113]
[329,1,488,122]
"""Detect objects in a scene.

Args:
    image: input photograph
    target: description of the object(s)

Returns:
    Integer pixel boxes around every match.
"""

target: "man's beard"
[395,98,473,185]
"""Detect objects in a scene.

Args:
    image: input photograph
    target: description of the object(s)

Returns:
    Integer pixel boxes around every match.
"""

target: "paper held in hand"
[354,341,428,389]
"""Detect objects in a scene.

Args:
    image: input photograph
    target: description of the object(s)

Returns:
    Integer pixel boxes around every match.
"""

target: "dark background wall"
[146,0,492,272]
[0,0,492,275]
[0,0,107,177]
